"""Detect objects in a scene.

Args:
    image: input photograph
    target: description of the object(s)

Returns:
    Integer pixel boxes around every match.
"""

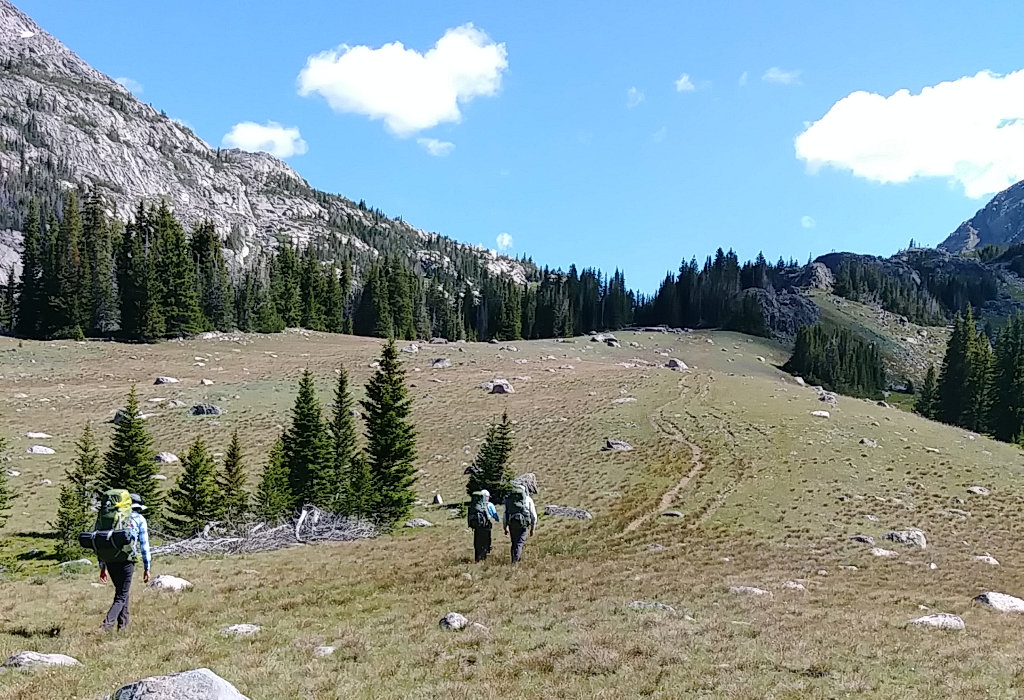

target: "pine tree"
[323,262,346,333]
[915,365,938,419]
[166,437,219,537]
[388,257,416,340]
[963,321,993,433]
[82,193,119,335]
[988,316,1024,442]
[344,453,375,519]
[216,429,249,523]
[100,386,161,518]
[153,202,203,337]
[466,411,516,501]
[282,370,333,509]
[329,365,359,513]
[362,339,418,526]
[0,266,15,333]
[254,437,292,522]
[299,247,325,331]
[0,436,12,531]
[16,201,43,338]
[47,191,87,339]
[54,424,101,561]
[192,220,234,332]
[937,311,970,425]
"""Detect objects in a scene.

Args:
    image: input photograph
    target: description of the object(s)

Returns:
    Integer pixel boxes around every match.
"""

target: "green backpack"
[504,490,531,529]
[467,492,490,529]
[78,489,135,563]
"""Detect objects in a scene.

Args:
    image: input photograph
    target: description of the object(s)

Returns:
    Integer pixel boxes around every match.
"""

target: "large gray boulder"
[154,376,180,385]
[3,651,81,669]
[883,529,928,549]
[113,668,249,699]
[544,505,592,520]
[489,379,515,394]
[974,591,1024,612]
[603,439,633,451]
[190,403,224,416]
[439,612,469,630]
[907,613,965,631]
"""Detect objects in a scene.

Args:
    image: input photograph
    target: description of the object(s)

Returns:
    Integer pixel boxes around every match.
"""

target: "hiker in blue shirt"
[467,490,500,562]
[98,492,152,631]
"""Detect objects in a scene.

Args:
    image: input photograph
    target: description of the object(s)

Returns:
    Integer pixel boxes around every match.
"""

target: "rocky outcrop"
[741,287,820,341]
[0,1,527,284]
[940,179,1024,252]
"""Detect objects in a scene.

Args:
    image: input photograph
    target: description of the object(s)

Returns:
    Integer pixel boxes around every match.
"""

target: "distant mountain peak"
[939,179,1024,253]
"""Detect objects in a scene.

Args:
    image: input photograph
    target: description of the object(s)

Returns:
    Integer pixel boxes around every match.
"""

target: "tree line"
[783,324,887,398]
[914,307,1024,444]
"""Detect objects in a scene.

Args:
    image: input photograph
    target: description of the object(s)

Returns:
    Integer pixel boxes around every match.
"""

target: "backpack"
[467,492,491,529]
[78,489,135,563]
[504,490,531,529]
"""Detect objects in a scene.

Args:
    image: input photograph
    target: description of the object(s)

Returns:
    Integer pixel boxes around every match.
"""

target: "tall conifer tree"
[166,437,219,537]
[329,365,359,512]
[466,411,516,500]
[54,424,101,560]
[216,429,249,522]
[154,202,203,337]
[100,386,161,518]
[16,201,43,337]
[254,437,292,522]
[282,370,333,508]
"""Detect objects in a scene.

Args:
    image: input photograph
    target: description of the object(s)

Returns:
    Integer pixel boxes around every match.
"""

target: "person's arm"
[528,498,538,534]
[488,503,500,522]
[137,516,152,582]
[502,502,509,534]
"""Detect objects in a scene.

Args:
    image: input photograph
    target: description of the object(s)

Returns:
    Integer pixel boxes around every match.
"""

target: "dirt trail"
[621,414,706,534]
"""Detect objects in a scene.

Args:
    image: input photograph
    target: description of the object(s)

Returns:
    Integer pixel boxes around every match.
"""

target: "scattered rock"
[908,613,965,631]
[59,558,92,568]
[401,344,420,354]
[112,668,249,699]
[648,544,668,552]
[884,529,928,549]
[500,345,519,353]
[24,432,52,439]
[2,651,81,669]
[544,505,592,520]
[611,397,637,404]
[665,358,688,370]
[627,601,675,613]
[5,470,20,477]
[974,591,1024,612]
[975,554,1000,566]
[606,339,620,348]
[220,624,261,638]
[149,574,193,592]
[662,511,683,518]
[483,379,514,394]
[793,377,805,387]
[859,438,878,448]
[429,337,448,345]
[967,486,991,496]
[405,519,433,528]
[729,586,768,596]
[439,612,469,630]
[557,364,575,370]
[432,493,444,506]
[811,410,831,419]
[430,358,451,369]
[781,581,807,592]
[25,445,55,455]
[603,439,633,451]
[190,403,224,416]
[313,646,336,659]
[151,474,167,481]
[13,392,28,399]
[756,356,766,363]
[39,478,52,486]
[871,548,899,558]
[200,378,214,386]
[154,452,179,464]
[849,535,875,545]
[924,447,941,454]
[154,376,180,385]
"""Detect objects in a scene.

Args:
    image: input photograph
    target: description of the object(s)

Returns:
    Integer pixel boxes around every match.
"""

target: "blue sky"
[18,0,1024,291]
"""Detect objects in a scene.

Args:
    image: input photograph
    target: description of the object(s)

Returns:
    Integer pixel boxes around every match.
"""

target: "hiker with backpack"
[80,490,152,632]
[503,485,538,564]
[467,490,501,562]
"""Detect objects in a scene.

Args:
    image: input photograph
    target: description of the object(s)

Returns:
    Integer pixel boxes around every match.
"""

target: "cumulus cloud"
[417,137,455,156]
[801,216,816,229]
[496,232,513,251]
[675,73,695,92]
[115,76,143,94]
[297,24,507,136]
[222,121,308,158]
[627,87,645,108]
[763,67,801,85]
[795,70,1024,198]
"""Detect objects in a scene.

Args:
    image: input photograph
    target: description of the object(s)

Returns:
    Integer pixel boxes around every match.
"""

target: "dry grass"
[1,328,1024,698]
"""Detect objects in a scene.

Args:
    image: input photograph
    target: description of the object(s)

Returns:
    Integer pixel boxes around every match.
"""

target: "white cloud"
[801,216,816,229]
[739,71,749,87]
[297,24,507,137]
[627,87,645,108]
[496,232,513,251]
[795,70,1024,199]
[115,76,143,95]
[417,137,455,157]
[762,67,801,85]
[222,121,308,158]
[675,73,695,92]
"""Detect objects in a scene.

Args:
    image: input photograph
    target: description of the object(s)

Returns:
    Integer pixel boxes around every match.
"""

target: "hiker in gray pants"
[503,485,538,564]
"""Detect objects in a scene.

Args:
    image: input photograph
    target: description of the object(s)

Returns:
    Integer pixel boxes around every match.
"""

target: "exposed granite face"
[0,0,526,284]
[940,179,1024,253]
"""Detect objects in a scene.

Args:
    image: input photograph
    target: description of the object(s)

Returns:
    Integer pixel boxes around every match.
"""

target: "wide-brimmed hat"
[129,493,147,511]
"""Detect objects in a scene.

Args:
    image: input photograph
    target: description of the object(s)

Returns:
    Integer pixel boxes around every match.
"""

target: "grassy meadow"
[1,320,1024,698]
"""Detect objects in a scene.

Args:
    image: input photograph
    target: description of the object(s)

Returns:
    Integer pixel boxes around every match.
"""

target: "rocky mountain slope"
[0,0,526,282]
[940,179,1024,253]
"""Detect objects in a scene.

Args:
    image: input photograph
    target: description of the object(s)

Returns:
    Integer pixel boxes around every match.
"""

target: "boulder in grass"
[967,486,991,496]
[154,452,179,464]
[811,410,830,419]
[148,574,193,592]
[200,378,214,386]
[430,358,451,369]
[665,358,688,370]
[190,403,224,416]
[489,380,515,395]
[544,505,592,520]
[439,612,469,630]
[729,586,768,596]
[974,591,1024,612]
[627,601,675,613]
[883,529,927,549]
[3,651,81,669]
[907,613,965,631]
[154,376,180,385]
[871,547,899,558]
[781,581,807,592]
[405,519,433,528]
[25,432,52,439]
[432,493,444,506]
[401,343,420,354]
[220,624,261,638]
[26,445,55,455]
[60,558,92,569]
[974,554,1000,566]
[603,439,632,451]
[313,646,336,659]
[112,668,249,699]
